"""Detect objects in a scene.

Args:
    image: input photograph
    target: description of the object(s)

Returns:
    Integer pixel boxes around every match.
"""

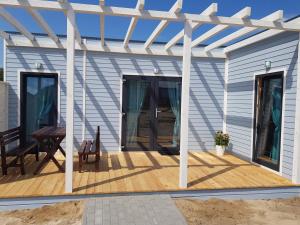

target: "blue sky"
[1,0,300,67]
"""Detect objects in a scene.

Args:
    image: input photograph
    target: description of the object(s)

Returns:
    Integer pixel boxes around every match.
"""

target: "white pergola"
[1,0,300,193]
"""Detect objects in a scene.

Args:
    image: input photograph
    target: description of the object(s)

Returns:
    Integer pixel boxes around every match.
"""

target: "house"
[0,0,300,195]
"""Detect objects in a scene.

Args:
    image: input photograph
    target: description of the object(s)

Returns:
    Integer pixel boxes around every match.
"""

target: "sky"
[0,0,300,67]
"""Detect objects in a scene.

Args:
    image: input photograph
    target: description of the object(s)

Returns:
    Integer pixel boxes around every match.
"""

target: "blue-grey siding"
[6,46,224,151]
[227,32,299,179]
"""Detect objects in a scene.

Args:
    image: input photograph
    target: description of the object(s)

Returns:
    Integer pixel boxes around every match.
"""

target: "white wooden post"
[292,33,300,184]
[179,20,192,188]
[223,57,229,133]
[65,6,75,193]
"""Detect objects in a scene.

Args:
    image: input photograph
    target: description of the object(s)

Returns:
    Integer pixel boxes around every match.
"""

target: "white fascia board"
[144,0,183,49]
[7,35,226,58]
[224,17,300,53]
[205,10,283,52]
[123,0,144,48]
[1,1,299,31]
[164,3,217,50]
[0,6,35,41]
[191,7,251,48]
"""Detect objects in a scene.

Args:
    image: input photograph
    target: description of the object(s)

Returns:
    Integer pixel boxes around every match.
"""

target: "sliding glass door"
[253,72,283,171]
[21,73,58,142]
[122,75,181,153]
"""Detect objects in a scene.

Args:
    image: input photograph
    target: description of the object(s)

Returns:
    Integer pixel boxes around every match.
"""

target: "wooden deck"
[0,151,295,198]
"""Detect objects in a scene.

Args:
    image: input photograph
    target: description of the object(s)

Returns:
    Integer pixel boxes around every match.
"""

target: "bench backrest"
[0,127,22,147]
[95,126,100,152]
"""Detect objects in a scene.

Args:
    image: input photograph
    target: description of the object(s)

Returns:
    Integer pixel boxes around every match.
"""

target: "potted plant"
[215,131,230,156]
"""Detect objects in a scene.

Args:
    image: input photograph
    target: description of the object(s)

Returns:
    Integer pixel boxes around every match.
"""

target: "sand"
[0,201,84,225]
[175,198,300,225]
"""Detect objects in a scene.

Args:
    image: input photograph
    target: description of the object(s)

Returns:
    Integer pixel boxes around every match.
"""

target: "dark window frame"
[252,71,284,171]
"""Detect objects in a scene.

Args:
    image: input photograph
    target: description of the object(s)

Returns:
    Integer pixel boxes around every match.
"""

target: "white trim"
[179,20,192,188]
[122,72,181,77]
[3,39,6,82]
[251,68,287,176]
[16,69,61,127]
[119,73,123,152]
[65,7,75,193]
[223,57,228,133]
[6,37,226,58]
[82,39,87,141]
[292,33,300,184]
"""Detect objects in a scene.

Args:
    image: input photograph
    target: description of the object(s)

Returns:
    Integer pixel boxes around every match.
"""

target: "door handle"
[155,108,161,118]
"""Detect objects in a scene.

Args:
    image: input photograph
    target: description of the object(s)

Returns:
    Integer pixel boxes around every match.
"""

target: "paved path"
[82,194,187,225]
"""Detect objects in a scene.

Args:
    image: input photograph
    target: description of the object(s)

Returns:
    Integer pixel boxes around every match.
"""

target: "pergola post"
[179,20,192,188]
[65,6,75,193]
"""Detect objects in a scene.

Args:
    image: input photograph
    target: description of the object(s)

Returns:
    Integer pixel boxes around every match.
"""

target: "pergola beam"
[205,10,283,52]
[65,3,75,193]
[24,6,59,43]
[123,0,144,48]
[179,20,193,188]
[165,3,217,50]
[191,7,251,48]
[0,6,35,41]
[0,30,10,40]
[224,17,300,53]
[144,0,182,49]
[1,1,300,32]
[58,0,84,48]
[6,36,226,58]
[99,0,105,47]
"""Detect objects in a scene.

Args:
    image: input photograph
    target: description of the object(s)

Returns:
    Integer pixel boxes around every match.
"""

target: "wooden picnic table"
[32,126,66,174]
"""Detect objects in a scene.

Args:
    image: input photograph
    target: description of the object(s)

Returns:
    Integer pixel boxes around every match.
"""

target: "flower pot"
[216,145,225,156]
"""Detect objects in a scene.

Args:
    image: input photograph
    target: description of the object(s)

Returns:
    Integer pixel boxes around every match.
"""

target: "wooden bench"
[78,126,100,172]
[0,127,38,175]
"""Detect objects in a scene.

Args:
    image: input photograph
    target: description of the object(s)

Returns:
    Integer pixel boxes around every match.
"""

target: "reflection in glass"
[157,81,181,149]
[24,76,57,142]
[254,75,283,170]
[124,79,151,150]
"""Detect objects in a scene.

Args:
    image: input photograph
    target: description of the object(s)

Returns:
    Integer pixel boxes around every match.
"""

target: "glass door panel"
[21,73,58,143]
[122,76,181,153]
[122,77,153,151]
[156,79,181,153]
[253,72,283,171]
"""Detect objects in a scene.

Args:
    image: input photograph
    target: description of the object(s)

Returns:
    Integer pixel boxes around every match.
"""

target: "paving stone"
[83,194,187,225]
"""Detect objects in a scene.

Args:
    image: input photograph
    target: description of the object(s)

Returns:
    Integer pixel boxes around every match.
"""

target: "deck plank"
[0,151,296,198]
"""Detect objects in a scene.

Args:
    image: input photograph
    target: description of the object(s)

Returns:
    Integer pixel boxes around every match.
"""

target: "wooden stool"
[78,126,100,172]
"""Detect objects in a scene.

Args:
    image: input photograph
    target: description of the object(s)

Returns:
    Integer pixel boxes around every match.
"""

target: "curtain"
[256,81,273,156]
[271,83,282,161]
[37,84,56,128]
[167,82,181,147]
[25,77,57,142]
[126,80,148,143]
